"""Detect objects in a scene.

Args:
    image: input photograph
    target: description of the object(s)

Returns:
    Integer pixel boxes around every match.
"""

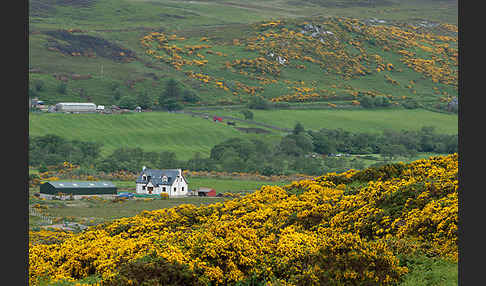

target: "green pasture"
[28,111,281,160]
[31,196,227,226]
[206,108,458,134]
[28,108,457,162]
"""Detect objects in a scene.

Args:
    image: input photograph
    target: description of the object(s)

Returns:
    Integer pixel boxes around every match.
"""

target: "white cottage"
[135,167,188,197]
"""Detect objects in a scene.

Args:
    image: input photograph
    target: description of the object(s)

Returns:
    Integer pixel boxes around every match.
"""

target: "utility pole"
[101,64,103,78]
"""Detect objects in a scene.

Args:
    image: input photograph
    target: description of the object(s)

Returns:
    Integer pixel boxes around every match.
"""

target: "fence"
[29,206,53,225]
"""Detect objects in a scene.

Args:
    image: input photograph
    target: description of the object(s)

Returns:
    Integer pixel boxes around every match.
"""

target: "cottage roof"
[56,102,96,106]
[136,169,187,186]
[197,188,214,193]
[47,181,116,188]
[40,181,117,195]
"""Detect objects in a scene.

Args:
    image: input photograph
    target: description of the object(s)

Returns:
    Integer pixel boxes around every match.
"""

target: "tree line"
[29,125,457,176]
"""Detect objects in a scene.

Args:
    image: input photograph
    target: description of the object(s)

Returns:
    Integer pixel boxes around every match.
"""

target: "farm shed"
[39,181,117,200]
[197,187,217,197]
[55,102,97,113]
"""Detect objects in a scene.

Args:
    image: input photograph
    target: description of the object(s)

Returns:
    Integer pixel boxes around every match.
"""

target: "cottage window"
[174,187,176,192]
[163,187,166,192]
[182,187,184,192]
[142,185,146,190]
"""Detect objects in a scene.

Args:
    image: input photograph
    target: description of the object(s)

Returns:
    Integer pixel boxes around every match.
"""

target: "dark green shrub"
[29,87,38,98]
[182,89,200,103]
[248,96,271,110]
[34,80,45,92]
[57,82,67,94]
[240,109,254,120]
[103,254,204,286]
[136,91,153,109]
[118,95,137,109]
[38,165,48,173]
[402,99,420,109]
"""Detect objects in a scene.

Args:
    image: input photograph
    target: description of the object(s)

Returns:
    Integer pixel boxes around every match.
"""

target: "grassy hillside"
[205,108,458,134]
[28,108,456,161]
[28,112,282,160]
[29,0,458,110]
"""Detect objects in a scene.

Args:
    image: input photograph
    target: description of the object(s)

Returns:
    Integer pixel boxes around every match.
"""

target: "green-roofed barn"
[40,181,117,200]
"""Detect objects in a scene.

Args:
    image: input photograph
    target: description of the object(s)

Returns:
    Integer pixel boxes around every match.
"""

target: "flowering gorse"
[29,154,457,285]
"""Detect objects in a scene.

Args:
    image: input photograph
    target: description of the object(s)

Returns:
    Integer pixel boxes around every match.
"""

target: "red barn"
[197,187,217,197]
[213,116,223,122]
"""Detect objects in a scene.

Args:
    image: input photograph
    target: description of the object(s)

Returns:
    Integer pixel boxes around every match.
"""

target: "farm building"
[39,181,117,200]
[135,167,188,197]
[196,187,217,197]
[55,102,97,113]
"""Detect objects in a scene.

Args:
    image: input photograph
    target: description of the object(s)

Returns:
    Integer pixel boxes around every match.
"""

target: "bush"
[29,87,38,98]
[358,95,375,108]
[136,91,153,109]
[359,95,391,108]
[118,96,138,109]
[273,102,291,109]
[162,98,183,111]
[182,89,200,104]
[38,165,48,173]
[57,82,67,94]
[34,80,45,92]
[240,109,254,120]
[248,96,271,110]
[103,254,204,286]
[112,87,122,102]
[402,99,420,109]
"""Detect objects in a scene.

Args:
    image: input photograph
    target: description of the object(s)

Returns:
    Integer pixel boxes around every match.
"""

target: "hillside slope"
[29,0,458,111]
[29,154,458,285]
[28,112,282,160]
[28,108,457,160]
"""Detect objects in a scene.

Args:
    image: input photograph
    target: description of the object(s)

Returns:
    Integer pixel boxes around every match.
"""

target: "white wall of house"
[135,174,188,197]
[136,182,166,195]
[169,175,188,197]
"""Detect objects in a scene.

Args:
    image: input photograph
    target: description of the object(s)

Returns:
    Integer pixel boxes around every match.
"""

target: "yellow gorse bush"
[29,154,457,285]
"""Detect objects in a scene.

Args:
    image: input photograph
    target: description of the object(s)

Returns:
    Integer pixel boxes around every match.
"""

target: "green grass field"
[37,197,228,223]
[29,108,457,161]
[28,111,281,160]
[204,108,458,134]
